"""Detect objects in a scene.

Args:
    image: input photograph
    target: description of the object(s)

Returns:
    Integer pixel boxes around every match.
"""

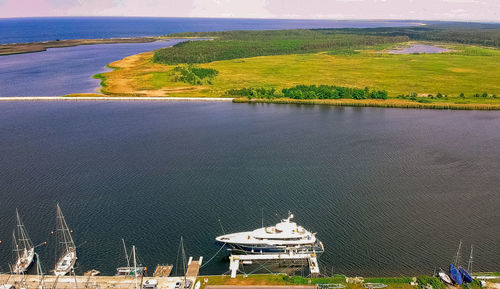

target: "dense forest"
[153,29,408,64]
[330,22,500,47]
[153,22,500,65]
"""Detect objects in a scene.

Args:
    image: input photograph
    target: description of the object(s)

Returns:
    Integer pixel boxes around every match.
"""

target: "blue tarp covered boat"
[449,264,463,285]
[459,267,474,283]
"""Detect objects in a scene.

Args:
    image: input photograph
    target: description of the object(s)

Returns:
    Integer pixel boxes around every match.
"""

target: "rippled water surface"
[0,102,498,276]
[0,39,188,97]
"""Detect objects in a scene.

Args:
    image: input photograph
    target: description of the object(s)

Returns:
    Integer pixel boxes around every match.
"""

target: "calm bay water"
[0,39,190,97]
[0,102,498,276]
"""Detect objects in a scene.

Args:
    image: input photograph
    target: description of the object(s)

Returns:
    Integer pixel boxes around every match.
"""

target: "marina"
[0,102,499,277]
[1,209,495,289]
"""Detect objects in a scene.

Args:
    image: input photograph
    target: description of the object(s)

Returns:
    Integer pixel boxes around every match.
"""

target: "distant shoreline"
[0,36,168,56]
[1,96,499,110]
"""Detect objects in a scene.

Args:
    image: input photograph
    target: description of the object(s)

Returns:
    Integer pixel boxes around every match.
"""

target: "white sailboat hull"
[12,248,35,274]
[54,249,77,276]
[439,272,453,284]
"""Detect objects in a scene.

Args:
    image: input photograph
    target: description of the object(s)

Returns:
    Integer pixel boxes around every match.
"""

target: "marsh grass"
[234,97,500,110]
[92,73,107,87]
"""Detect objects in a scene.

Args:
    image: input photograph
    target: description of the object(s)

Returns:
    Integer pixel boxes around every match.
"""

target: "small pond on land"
[386,44,452,54]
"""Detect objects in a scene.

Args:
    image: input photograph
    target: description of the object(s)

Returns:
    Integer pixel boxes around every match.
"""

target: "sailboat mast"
[181,237,186,284]
[16,209,34,252]
[467,245,474,273]
[122,239,130,268]
[133,245,138,289]
[56,204,75,254]
[454,240,462,267]
[36,253,45,288]
[12,230,20,261]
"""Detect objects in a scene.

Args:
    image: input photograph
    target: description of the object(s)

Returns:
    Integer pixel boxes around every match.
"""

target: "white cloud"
[190,0,273,18]
[0,0,499,21]
[441,0,479,3]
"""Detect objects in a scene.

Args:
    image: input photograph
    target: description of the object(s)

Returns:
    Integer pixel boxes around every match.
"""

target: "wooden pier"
[186,257,203,277]
[153,265,173,277]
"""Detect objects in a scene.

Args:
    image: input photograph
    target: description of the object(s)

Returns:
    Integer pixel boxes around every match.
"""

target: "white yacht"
[12,209,35,274]
[215,212,323,254]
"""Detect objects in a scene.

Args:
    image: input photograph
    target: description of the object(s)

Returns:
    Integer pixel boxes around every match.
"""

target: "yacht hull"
[216,240,324,254]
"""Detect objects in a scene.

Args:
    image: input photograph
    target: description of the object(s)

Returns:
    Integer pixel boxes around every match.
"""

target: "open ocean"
[0,17,417,44]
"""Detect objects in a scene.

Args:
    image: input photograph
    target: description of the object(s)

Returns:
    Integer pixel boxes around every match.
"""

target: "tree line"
[227,85,388,100]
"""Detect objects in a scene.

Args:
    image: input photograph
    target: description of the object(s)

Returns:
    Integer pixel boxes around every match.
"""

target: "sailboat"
[449,264,463,285]
[54,204,77,276]
[438,268,453,284]
[459,245,474,283]
[116,239,145,277]
[11,209,35,274]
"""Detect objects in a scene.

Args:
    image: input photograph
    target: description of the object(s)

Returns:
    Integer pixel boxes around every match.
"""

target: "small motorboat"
[449,264,463,285]
[459,267,474,283]
[84,269,101,276]
[438,269,453,284]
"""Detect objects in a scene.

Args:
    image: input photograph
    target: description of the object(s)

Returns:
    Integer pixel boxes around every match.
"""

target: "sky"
[0,0,498,21]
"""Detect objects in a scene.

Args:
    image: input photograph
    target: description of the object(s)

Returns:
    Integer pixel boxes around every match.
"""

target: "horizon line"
[0,16,499,24]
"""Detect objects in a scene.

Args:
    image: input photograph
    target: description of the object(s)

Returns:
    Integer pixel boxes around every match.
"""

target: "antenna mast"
[261,208,264,228]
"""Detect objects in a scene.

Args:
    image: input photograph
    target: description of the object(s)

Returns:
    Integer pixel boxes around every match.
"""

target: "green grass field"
[196,44,500,98]
[195,274,486,289]
[95,38,500,109]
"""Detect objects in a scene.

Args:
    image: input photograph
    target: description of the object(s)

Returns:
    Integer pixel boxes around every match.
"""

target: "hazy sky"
[0,0,498,21]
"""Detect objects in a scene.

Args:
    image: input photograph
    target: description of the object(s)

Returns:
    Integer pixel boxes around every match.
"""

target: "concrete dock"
[228,252,320,278]
[0,96,234,102]
[0,274,196,289]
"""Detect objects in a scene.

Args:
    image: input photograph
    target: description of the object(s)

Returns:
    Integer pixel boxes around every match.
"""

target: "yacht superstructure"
[215,212,323,254]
